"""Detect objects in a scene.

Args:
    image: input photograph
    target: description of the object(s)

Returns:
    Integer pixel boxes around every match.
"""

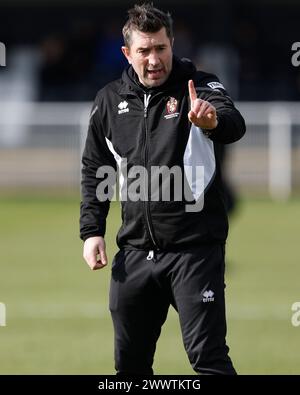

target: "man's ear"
[171,38,174,47]
[121,46,132,64]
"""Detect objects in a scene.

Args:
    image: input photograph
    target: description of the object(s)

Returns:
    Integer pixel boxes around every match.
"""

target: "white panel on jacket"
[105,137,126,200]
[183,125,216,201]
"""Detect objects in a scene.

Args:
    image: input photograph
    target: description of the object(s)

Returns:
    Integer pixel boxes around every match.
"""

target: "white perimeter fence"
[0,101,299,199]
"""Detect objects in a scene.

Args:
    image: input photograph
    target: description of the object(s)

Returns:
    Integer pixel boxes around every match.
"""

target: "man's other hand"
[83,236,108,271]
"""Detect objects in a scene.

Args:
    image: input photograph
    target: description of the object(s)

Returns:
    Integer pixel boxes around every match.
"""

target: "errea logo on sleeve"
[118,101,129,114]
[207,81,225,90]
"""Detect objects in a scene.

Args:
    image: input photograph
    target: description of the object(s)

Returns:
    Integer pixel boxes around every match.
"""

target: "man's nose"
[148,51,160,66]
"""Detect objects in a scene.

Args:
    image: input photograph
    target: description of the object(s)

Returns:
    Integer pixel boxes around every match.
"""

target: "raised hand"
[188,80,218,130]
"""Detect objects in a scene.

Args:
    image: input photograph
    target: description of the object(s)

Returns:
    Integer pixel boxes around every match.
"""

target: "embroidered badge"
[165,97,179,119]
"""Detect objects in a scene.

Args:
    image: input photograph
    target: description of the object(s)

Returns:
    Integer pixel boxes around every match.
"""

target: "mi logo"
[0,302,6,326]
[203,290,214,303]
[0,42,6,66]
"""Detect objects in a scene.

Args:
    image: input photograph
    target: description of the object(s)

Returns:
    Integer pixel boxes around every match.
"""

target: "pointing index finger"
[188,80,197,102]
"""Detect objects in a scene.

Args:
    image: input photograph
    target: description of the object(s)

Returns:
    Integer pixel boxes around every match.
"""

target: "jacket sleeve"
[195,73,246,144]
[80,94,117,241]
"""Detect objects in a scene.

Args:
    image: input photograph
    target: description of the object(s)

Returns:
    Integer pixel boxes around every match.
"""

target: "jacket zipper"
[143,93,159,250]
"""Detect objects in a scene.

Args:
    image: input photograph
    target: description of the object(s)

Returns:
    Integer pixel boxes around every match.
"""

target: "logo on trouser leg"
[202,290,214,303]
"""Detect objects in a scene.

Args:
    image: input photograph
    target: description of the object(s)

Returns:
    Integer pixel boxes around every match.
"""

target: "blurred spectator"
[195,43,240,100]
[92,19,127,88]
[173,21,195,60]
[39,34,68,100]
[39,20,98,101]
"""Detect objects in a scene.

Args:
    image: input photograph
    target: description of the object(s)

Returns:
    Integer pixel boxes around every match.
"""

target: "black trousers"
[109,244,236,375]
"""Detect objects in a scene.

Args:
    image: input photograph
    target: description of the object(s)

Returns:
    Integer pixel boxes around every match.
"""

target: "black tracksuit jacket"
[80,57,246,251]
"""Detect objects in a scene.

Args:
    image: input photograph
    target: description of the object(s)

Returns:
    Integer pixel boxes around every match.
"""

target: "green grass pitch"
[0,193,299,374]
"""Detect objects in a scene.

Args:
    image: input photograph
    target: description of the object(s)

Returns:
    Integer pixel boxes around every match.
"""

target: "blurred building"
[0,0,299,102]
[0,0,299,197]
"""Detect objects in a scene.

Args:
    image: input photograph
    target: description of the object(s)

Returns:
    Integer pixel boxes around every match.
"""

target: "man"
[80,3,246,375]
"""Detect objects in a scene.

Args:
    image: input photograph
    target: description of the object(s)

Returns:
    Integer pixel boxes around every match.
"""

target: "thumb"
[99,246,108,266]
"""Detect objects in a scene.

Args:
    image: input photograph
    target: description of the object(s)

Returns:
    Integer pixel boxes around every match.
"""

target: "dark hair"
[122,3,173,47]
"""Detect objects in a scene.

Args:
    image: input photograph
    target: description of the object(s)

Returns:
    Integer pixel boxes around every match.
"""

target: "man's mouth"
[147,68,164,78]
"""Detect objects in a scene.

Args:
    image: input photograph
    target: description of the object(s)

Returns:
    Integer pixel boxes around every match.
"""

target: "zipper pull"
[143,93,150,118]
[146,250,154,261]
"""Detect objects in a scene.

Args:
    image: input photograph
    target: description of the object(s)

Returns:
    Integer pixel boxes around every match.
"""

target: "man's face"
[122,27,173,88]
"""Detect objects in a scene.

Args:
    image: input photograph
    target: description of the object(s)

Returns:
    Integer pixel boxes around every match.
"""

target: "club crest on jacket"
[167,97,177,113]
[165,97,179,119]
